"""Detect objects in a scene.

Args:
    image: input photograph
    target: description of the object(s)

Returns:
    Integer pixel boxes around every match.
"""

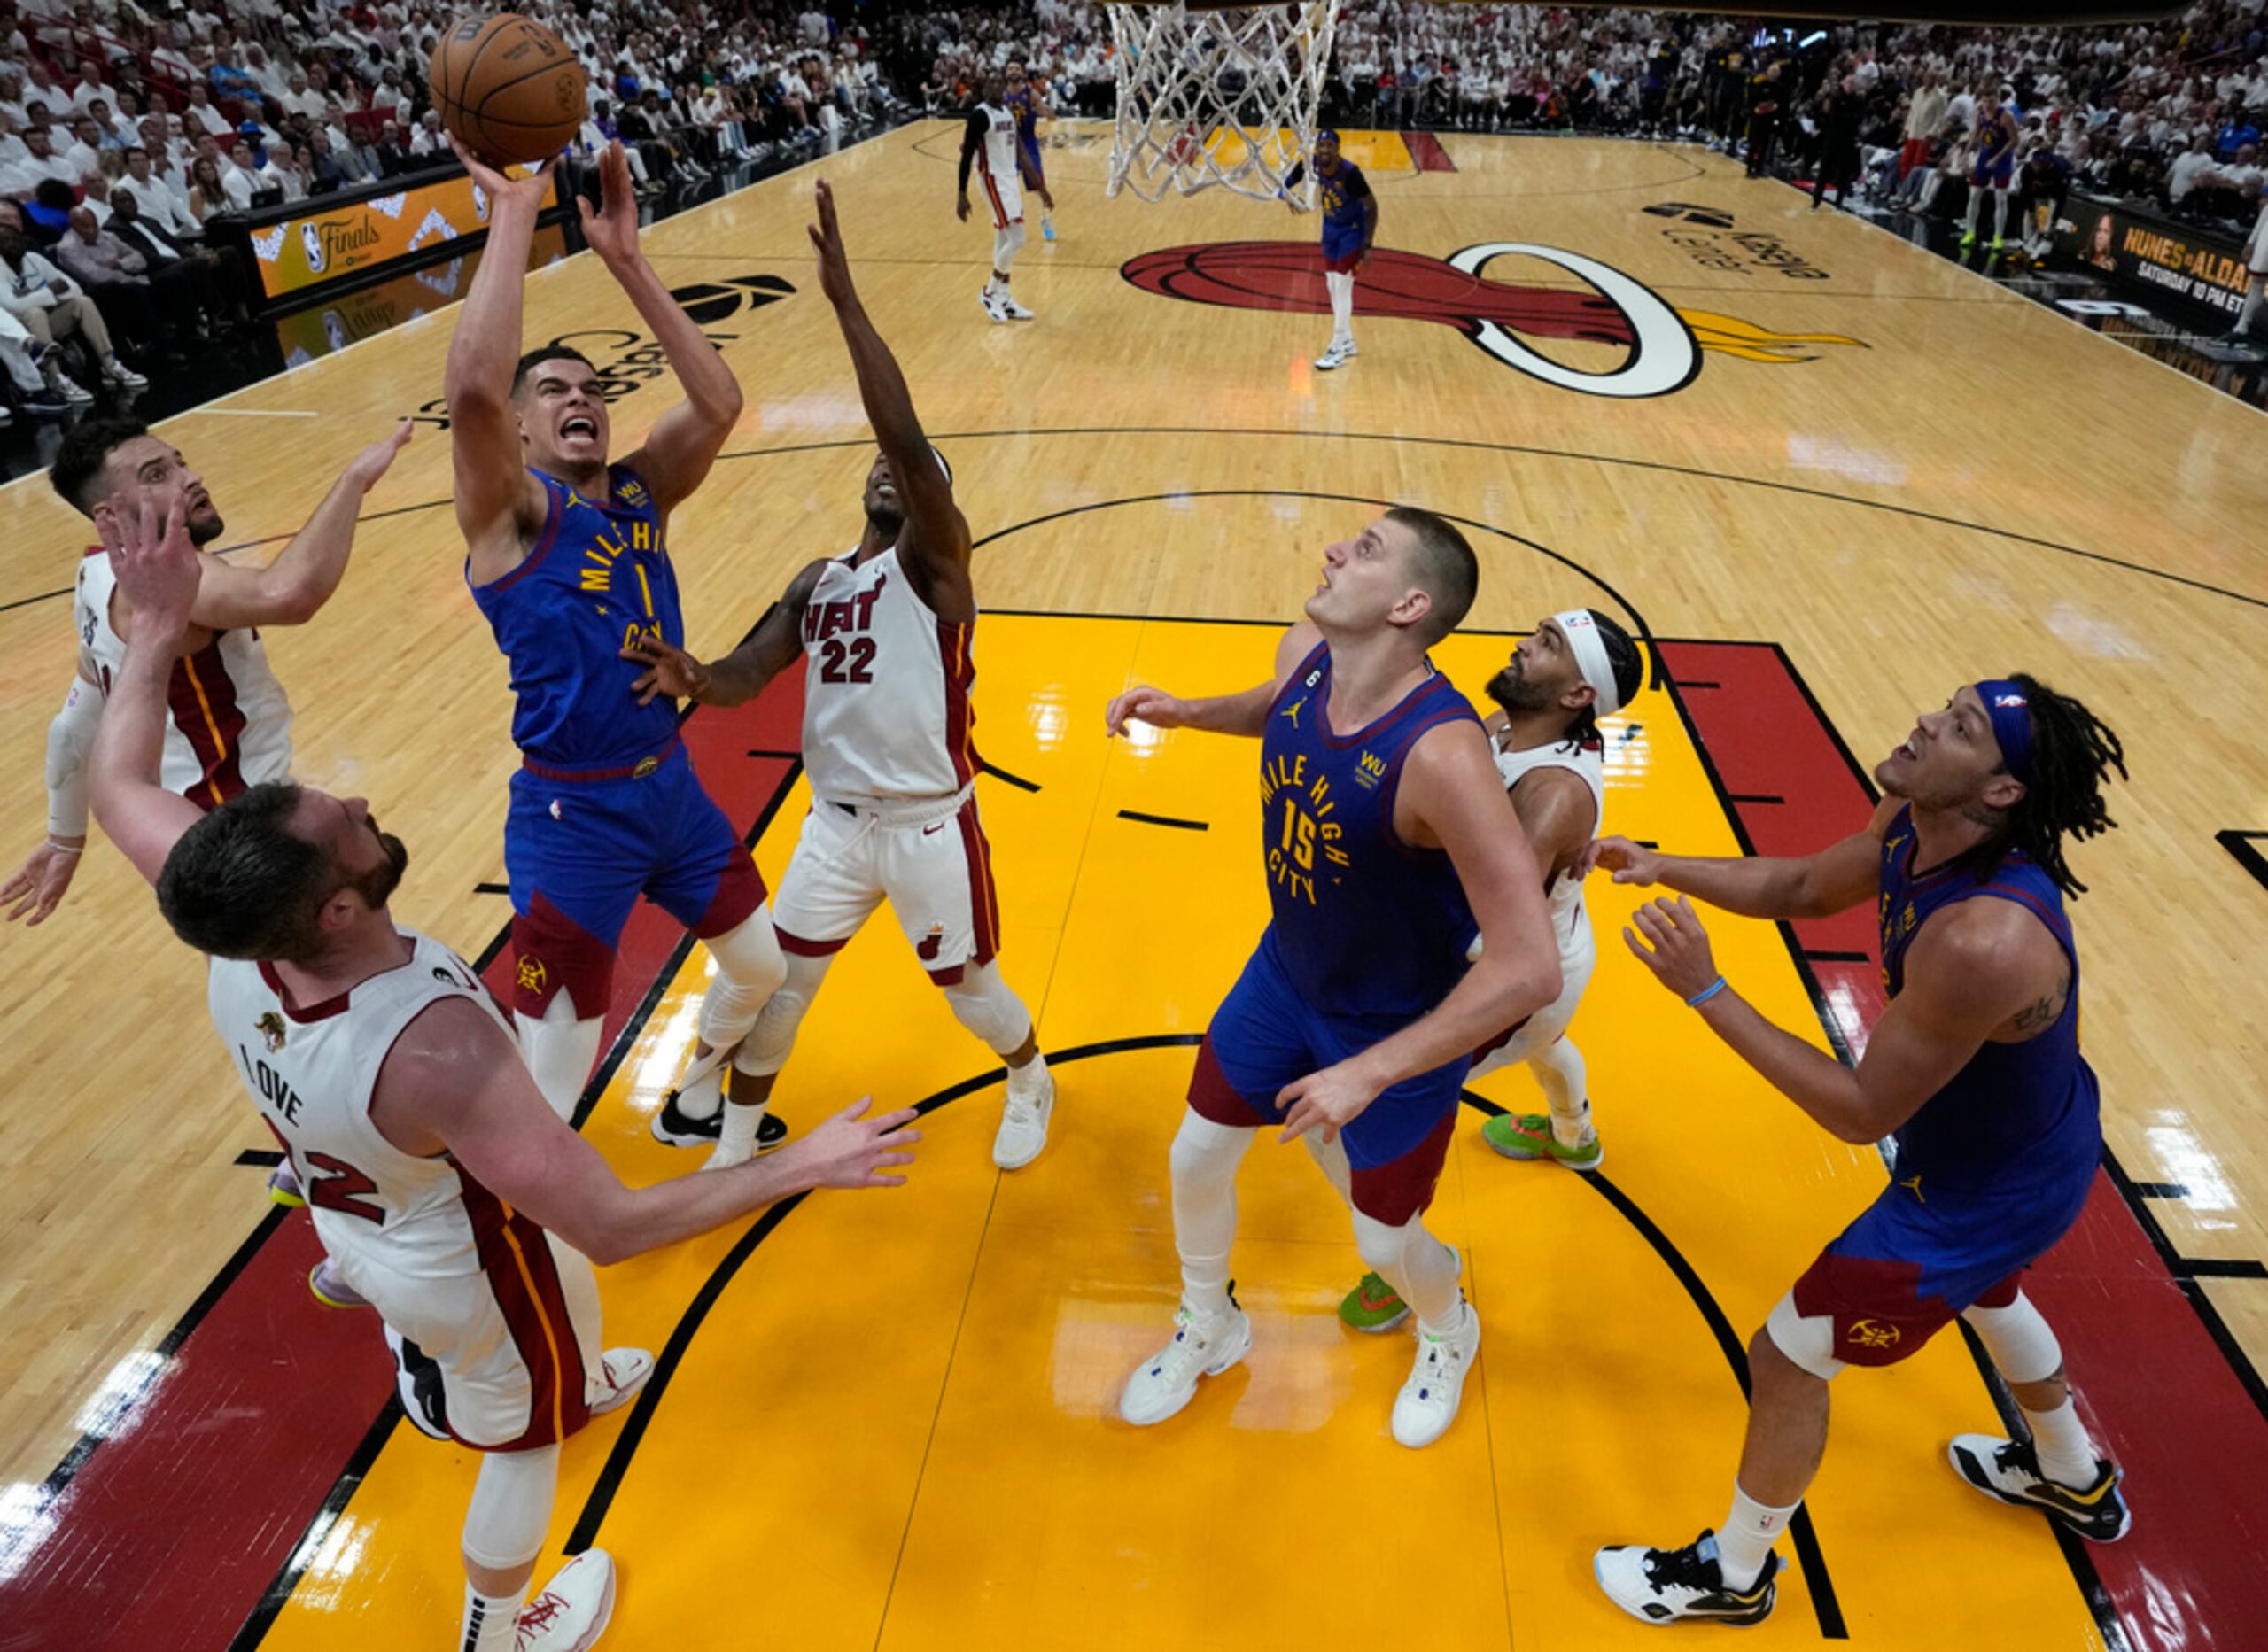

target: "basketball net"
[1105,2,1341,205]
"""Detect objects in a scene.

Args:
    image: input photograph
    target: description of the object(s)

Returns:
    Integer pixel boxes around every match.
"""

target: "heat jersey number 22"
[819,636,875,684]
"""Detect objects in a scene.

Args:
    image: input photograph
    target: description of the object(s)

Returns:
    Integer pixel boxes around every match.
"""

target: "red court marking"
[1663,640,2268,1652]
[1402,131,1458,173]
[0,674,805,1652]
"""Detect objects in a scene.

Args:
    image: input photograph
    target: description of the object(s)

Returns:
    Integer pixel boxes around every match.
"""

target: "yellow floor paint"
[258,619,2101,1650]
[1204,126,1416,175]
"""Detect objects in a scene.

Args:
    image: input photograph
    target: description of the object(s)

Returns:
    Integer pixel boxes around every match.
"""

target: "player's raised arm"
[1277,718,1562,1144]
[621,556,831,708]
[85,493,206,888]
[119,421,413,638]
[807,179,971,611]
[1106,619,1322,740]
[442,139,555,569]
[589,142,744,513]
[376,996,920,1267]
[1582,792,1897,919]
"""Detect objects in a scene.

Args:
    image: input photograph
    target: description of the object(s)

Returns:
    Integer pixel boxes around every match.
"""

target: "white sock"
[1006,1049,1049,1104]
[1327,270,1354,346]
[1529,1039,1595,1149]
[1964,190,1982,233]
[1715,1483,1796,1593]
[713,1097,768,1163]
[1402,1233,1464,1339]
[2022,1394,2101,1490]
[462,1581,529,1652]
[1993,190,2010,239]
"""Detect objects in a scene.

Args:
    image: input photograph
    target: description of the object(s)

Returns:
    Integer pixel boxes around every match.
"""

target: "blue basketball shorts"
[1188,934,1466,1225]
[502,742,765,1016]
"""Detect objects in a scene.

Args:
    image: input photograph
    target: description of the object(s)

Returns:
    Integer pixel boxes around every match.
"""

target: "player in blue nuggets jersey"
[1964,84,2023,250]
[443,139,788,1146]
[1106,508,1562,1449]
[1587,677,2131,1629]
[1003,59,1052,242]
[1282,130,1377,370]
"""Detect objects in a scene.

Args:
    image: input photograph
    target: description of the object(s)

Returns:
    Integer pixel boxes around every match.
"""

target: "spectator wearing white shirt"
[2,127,78,194]
[2168,132,2215,200]
[221,139,260,209]
[76,168,113,226]
[62,114,112,177]
[183,81,235,138]
[0,221,143,396]
[408,107,448,158]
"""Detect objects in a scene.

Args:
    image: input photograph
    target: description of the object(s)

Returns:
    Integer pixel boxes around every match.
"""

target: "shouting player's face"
[1876,685,2026,817]
[517,359,610,475]
[1307,514,1431,637]
[98,436,226,547]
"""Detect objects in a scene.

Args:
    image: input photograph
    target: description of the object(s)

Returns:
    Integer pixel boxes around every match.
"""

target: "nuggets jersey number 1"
[468,464,685,770]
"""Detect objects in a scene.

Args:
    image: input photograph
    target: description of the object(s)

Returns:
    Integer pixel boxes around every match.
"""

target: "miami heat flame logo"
[1122,241,1863,399]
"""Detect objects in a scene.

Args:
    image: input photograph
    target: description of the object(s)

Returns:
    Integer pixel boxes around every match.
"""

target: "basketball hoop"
[1106,1,1341,205]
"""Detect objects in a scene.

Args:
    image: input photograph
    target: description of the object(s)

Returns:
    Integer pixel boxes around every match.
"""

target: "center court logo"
[1122,241,1861,399]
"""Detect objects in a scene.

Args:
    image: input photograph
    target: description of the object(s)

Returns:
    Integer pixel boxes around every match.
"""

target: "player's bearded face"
[340,812,409,911]
[1487,640,1559,716]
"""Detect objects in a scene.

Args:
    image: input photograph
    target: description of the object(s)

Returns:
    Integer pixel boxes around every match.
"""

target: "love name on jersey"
[803,569,888,685]
[1260,748,1349,905]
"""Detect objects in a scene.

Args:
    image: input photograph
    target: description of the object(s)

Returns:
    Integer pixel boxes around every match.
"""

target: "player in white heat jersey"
[5,416,408,929]
[87,492,921,1652]
[626,179,1056,1173]
[956,68,1052,322]
[1336,607,1644,1335]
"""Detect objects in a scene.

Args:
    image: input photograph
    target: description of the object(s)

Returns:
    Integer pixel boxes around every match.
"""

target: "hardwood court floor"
[1,126,2263,1648]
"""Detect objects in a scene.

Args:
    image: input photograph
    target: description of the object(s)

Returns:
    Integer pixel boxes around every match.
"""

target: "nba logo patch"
[1992,693,2027,709]
[256,1011,286,1053]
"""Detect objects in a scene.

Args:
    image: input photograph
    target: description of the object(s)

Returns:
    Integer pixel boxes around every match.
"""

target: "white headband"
[1552,609,1625,718]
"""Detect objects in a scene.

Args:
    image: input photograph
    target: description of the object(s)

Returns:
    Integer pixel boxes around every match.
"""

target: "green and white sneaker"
[1339,1271,1411,1334]
[1481,1112,1604,1171]
[1337,1245,1461,1335]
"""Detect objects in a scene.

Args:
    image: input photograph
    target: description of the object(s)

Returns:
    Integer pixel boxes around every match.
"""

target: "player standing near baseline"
[959,69,1052,323]
[444,141,791,1145]
[625,180,1056,1173]
[87,491,920,1652]
[1281,129,1376,371]
[1004,58,1054,242]
[1962,83,2022,251]
[1590,678,2132,1627]
[1107,509,1562,1448]
[1337,608,1644,1334]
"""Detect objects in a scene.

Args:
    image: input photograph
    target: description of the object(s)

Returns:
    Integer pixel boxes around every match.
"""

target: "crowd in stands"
[0,0,912,423]
[6,1,2265,423]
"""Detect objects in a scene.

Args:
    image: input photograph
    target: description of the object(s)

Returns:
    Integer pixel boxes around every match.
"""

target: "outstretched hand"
[341,418,413,494]
[111,490,200,645]
[447,133,556,208]
[1622,895,1721,1001]
[1105,685,1189,737]
[808,177,856,306]
[1578,834,1665,885]
[2,841,80,926]
[619,636,710,707]
[790,1096,923,1190]
[577,141,640,266]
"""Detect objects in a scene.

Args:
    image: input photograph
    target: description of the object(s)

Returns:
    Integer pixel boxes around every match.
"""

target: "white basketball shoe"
[1119,1291,1253,1426]
[514,1549,617,1651]
[1391,1300,1480,1448]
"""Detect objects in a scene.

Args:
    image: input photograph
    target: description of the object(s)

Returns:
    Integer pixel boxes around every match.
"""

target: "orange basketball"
[429,13,586,167]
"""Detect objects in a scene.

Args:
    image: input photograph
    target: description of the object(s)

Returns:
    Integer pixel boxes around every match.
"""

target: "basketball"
[428,12,586,167]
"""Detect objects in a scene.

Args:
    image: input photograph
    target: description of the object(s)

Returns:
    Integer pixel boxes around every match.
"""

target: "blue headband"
[1975,679,2034,786]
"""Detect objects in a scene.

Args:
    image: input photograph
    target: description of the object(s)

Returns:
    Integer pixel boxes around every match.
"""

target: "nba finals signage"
[1122,240,1860,398]
[246,163,552,302]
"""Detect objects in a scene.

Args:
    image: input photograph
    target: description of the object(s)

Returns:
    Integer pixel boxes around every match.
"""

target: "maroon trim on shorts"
[1324,247,1363,274]
[1348,1105,1456,1226]
[955,796,1001,968]
[777,927,852,958]
[1185,1035,1275,1130]
[1785,1250,2030,1369]
[508,893,616,1019]
[453,1167,590,1452]
[692,848,766,939]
